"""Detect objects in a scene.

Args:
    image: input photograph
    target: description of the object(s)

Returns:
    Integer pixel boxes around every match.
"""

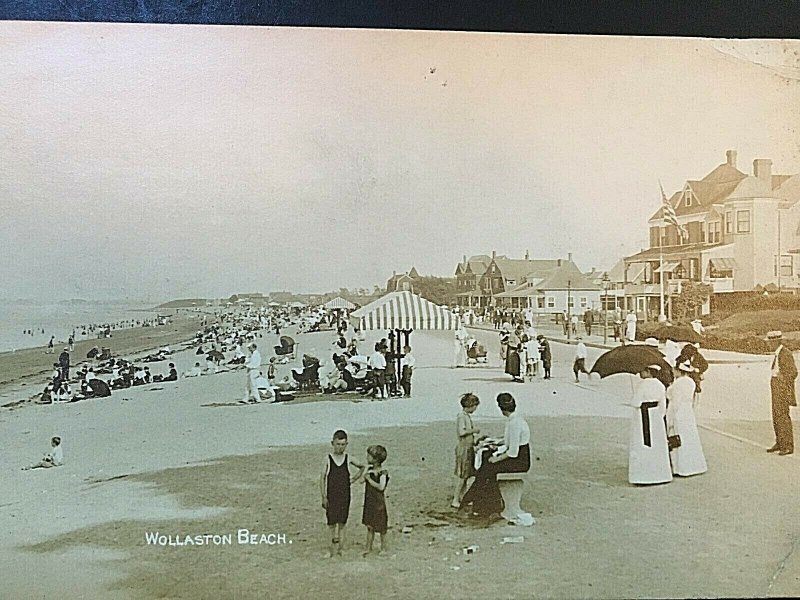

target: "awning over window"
[655,261,680,273]
[709,258,736,271]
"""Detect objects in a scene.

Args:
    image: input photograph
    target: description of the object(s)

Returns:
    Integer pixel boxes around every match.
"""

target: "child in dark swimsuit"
[357,445,390,557]
[320,430,364,557]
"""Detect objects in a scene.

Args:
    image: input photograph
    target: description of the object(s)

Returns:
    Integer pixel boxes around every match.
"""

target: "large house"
[624,150,800,318]
[455,251,601,312]
[386,267,420,293]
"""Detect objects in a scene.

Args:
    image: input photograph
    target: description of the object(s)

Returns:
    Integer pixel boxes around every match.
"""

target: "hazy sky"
[1,23,799,301]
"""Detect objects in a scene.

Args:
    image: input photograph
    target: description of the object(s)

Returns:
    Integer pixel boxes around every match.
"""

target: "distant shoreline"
[0,314,204,403]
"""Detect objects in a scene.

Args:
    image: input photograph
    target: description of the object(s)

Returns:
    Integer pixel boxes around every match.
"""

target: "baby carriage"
[465,339,488,364]
[291,354,320,391]
[274,335,296,358]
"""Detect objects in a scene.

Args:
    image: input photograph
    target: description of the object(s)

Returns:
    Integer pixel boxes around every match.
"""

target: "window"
[580,297,588,308]
[684,191,692,207]
[568,297,574,308]
[725,212,732,234]
[708,221,721,243]
[546,297,555,308]
[660,227,667,247]
[537,297,545,309]
[736,210,751,233]
[774,255,793,277]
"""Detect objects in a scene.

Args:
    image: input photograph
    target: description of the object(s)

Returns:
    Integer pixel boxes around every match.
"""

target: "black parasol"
[87,378,111,397]
[591,345,674,387]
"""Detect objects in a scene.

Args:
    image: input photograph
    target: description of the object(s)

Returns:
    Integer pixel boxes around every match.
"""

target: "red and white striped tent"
[349,291,460,331]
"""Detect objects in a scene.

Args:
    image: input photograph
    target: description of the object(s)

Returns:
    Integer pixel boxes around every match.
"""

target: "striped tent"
[349,291,460,331]
[323,296,356,310]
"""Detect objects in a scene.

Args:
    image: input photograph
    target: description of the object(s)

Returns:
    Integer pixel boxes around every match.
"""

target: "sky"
[1,24,799,301]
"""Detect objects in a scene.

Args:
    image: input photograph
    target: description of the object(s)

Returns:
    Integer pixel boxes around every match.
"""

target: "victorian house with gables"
[623,150,800,318]
[455,251,601,312]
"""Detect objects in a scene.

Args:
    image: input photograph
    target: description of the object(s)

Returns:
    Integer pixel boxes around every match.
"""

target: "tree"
[411,276,458,306]
[671,281,713,321]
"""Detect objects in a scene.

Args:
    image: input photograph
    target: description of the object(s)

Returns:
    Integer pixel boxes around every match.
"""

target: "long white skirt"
[669,404,708,476]
[629,408,672,484]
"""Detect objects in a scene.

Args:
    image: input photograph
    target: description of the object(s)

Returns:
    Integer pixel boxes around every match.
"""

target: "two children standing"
[320,430,390,557]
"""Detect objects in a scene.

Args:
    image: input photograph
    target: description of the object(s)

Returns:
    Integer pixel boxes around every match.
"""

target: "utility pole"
[567,279,572,340]
[602,273,610,346]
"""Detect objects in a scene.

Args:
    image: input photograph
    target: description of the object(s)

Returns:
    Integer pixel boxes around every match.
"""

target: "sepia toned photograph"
[2,21,800,599]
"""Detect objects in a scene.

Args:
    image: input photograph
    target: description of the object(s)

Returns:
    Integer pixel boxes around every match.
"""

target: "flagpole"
[659,187,665,320]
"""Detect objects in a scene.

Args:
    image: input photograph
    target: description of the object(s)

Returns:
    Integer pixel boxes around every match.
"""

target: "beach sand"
[2,327,799,598]
[0,312,205,399]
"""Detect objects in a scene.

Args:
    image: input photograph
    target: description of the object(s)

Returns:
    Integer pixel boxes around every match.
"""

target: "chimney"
[754,159,772,183]
[726,150,737,169]
[525,249,529,260]
[463,255,467,264]
[568,252,573,263]
[492,250,496,259]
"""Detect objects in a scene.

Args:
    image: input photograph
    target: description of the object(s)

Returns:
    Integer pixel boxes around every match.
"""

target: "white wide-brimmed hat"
[765,330,783,341]
[644,337,659,347]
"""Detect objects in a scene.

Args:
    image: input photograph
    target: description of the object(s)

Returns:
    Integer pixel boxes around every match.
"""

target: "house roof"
[625,242,732,262]
[489,258,562,284]
[535,264,601,291]
[648,160,749,222]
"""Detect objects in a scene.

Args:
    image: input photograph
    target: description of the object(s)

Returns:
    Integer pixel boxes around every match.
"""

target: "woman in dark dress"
[505,327,523,381]
[460,393,531,517]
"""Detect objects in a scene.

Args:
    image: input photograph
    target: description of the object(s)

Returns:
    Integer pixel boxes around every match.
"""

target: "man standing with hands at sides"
[767,331,796,456]
[242,343,262,404]
[58,347,70,382]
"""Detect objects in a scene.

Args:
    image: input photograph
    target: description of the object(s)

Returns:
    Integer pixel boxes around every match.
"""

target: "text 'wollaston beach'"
[145,530,290,547]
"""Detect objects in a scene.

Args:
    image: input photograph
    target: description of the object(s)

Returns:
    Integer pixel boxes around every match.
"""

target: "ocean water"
[0,301,160,352]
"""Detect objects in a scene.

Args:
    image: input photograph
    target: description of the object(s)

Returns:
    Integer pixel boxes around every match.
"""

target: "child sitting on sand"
[353,445,390,556]
[22,436,63,470]
[320,430,365,557]
[184,362,203,377]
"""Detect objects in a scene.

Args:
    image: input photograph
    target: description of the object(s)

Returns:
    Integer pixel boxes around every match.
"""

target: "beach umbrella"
[655,325,701,344]
[87,378,111,398]
[591,345,674,387]
[207,349,225,362]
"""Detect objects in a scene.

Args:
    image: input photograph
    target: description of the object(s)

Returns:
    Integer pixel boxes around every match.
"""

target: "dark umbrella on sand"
[591,345,674,388]
[87,378,111,398]
[206,349,225,363]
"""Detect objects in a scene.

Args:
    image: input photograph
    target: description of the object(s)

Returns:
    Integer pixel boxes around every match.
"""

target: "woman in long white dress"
[628,365,672,485]
[453,332,467,368]
[666,361,708,476]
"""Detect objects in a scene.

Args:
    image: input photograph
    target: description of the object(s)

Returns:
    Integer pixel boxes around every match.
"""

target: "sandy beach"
[0,311,205,398]
[2,325,799,599]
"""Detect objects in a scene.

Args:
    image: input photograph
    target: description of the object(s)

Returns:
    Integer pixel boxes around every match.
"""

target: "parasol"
[591,345,674,387]
[87,378,111,398]
[206,349,225,362]
[654,325,702,344]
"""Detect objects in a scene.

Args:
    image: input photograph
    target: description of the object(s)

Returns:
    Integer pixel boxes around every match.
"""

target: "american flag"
[660,182,688,240]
